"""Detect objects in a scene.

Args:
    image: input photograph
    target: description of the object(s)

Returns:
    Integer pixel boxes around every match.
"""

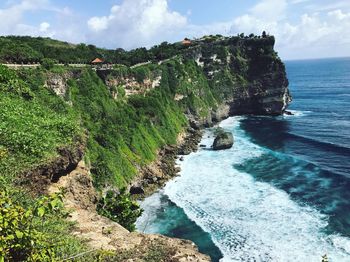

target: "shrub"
[41,58,57,70]
[0,190,65,261]
[97,190,143,232]
[0,65,34,99]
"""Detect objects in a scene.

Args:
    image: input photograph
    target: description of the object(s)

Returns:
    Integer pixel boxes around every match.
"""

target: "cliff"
[184,36,291,117]
[100,35,291,128]
[0,34,290,261]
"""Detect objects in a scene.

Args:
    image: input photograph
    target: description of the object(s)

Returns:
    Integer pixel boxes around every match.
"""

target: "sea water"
[136,57,350,261]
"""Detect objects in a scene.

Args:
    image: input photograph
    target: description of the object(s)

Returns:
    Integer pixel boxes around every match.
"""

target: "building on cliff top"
[91,58,109,70]
[182,38,191,46]
[91,58,103,64]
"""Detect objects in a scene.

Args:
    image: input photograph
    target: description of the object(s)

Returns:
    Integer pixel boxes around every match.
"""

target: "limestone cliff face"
[99,35,291,128]
[183,35,291,119]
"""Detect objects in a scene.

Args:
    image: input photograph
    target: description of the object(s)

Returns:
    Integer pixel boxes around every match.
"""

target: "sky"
[1,0,350,60]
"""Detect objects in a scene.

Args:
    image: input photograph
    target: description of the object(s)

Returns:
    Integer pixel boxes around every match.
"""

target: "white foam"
[136,191,164,233]
[164,116,350,262]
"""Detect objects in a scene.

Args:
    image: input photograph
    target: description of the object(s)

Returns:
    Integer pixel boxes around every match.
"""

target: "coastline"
[131,125,204,199]
[132,114,234,261]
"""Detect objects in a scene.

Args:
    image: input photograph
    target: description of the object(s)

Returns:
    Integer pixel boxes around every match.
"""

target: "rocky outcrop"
[183,36,291,118]
[20,142,85,195]
[48,161,210,261]
[106,75,162,97]
[212,132,234,150]
[97,69,162,98]
[44,71,78,98]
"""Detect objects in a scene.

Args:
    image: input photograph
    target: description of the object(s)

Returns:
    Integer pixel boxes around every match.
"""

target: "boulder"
[212,132,234,150]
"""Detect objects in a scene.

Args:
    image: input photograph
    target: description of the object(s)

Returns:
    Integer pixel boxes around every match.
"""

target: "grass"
[0,66,83,183]
[0,65,87,261]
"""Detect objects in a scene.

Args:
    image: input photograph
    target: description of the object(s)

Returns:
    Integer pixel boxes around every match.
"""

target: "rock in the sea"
[212,132,234,150]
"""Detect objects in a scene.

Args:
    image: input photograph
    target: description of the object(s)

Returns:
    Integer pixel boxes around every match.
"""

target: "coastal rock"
[212,132,234,150]
[130,185,145,195]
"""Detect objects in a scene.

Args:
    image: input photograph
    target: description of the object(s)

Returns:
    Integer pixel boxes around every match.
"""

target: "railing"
[1,63,90,69]
[1,56,179,70]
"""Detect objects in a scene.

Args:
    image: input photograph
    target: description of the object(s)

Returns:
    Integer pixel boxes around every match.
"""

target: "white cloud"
[229,0,350,59]
[39,22,50,32]
[82,0,350,58]
[328,9,350,20]
[306,1,350,12]
[0,0,54,36]
[289,0,310,4]
[0,0,85,43]
[87,0,187,49]
[1,0,350,59]
[88,16,109,32]
[251,0,288,21]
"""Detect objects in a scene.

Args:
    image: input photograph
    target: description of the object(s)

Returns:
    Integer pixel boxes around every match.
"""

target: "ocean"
[136,57,350,261]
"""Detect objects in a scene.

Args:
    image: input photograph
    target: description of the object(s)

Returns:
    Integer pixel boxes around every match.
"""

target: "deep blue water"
[137,58,350,261]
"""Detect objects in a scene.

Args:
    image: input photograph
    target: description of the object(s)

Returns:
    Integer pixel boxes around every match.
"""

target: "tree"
[97,190,143,232]
[41,58,57,70]
[262,31,267,38]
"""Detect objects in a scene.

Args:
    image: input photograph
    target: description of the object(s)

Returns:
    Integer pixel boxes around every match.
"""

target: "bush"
[0,65,34,99]
[0,190,64,261]
[97,190,143,232]
[41,58,57,70]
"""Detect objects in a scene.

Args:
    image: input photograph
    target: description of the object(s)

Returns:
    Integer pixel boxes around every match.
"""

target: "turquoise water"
[136,58,350,261]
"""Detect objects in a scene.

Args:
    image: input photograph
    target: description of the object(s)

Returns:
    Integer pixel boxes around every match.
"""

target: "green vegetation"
[0,36,188,65]
[0,33,285,261]
[69,67,187,188]
[0,36,113,64]
[0,65,82,181]
[1,32,279,188]
[41,58,57,70]
[0,65,87,261]
[0,187,87,262]
[63,240,178,262]
[97,190,143,231]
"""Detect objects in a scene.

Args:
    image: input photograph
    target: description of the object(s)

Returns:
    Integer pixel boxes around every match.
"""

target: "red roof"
[182,39,191,45]
[91,58,103,64]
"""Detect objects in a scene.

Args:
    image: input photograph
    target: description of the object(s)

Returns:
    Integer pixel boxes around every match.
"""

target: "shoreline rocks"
[131,127,203,197]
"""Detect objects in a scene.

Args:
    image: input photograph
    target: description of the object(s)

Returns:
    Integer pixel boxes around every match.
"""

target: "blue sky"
[1,0,350,60]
